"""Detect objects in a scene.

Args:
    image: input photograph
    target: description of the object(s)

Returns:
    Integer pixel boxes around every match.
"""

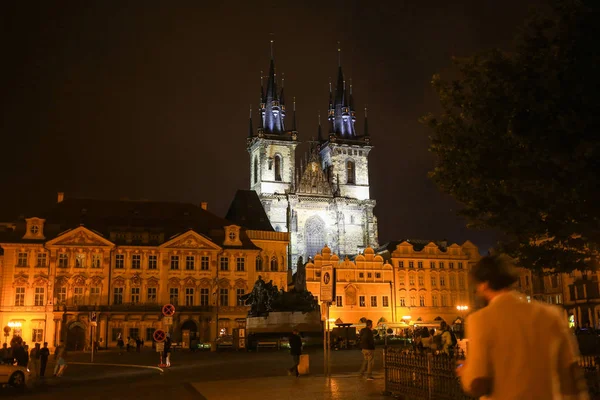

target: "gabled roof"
[225,190,274,231]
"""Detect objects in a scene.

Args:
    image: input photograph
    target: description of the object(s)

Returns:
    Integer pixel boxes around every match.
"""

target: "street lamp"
[456,305,469,312]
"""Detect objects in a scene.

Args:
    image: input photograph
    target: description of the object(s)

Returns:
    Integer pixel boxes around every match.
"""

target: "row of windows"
[398,261,464,269]
[333,295,390,308]
[398,274,466,289]
[398,294,463,307]
[22,252,282,272]
[14,287,47,306]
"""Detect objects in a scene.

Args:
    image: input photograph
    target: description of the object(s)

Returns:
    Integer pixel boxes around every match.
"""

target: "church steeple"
[328,45,356,138]
[260,41,286,134]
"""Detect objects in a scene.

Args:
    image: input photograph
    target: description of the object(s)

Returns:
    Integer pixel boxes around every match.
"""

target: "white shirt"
[461,291,583,400]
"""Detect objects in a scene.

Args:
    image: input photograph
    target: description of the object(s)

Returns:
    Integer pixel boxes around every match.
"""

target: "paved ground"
[0,347,389,400]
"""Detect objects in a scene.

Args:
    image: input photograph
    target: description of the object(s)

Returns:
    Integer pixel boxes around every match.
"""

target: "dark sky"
[0,0,543,252]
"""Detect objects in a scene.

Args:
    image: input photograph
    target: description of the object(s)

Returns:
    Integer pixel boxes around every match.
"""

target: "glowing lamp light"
[401,315,412,320]
[456,305,469,311]
[8,322,22,328]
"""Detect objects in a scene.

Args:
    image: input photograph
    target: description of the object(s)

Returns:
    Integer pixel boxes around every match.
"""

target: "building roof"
[225,190,274,231]
[376,239,451,260]
[0,197,260,250]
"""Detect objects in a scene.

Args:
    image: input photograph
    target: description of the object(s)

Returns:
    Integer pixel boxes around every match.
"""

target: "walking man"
[358,319,375,380]
[287,328,302,377]
[164,335,172,367]
[53,341,67,377]
[457,255,588,399]
[28,343,41,381]
[39,342,50,377]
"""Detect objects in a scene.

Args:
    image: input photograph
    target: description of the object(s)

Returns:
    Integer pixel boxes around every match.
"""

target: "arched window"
[253,156,258,184]
[255,256,263,271]
[346,160,355,184]
[305,216,326,261]
[270,257,278,271]
[274,155,282,181]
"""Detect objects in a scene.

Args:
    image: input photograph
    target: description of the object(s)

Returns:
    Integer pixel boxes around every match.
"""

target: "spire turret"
[317,111,323,142]
[260,40,286,134]
[328,44,356,138]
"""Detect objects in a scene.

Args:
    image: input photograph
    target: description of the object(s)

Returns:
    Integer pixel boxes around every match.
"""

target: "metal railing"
[384,348,600,399]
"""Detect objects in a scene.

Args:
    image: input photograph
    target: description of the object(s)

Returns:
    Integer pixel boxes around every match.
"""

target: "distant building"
[0,191,288,350]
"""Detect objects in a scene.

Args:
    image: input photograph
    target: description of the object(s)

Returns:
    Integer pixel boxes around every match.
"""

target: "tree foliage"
[423,0,600,273]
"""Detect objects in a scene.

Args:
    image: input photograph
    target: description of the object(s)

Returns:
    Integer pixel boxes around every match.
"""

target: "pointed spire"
[261,40,285,134]
[337,41,342,67]
[317,111,323,142]
[349,78,355,110]
[292,97,297,131]
[248,105,253,138]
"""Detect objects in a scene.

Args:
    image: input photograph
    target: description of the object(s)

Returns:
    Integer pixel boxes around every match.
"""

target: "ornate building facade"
[247,49,378,268]
[0,192,288,350]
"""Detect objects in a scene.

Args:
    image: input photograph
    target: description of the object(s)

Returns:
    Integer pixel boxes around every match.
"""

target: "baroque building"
[0,192,288,350]
[247,48,378,268]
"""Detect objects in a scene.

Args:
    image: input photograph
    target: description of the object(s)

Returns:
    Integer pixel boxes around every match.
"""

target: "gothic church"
[246,48,378,269]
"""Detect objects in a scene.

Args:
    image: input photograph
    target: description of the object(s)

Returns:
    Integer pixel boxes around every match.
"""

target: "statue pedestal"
[246,310,322,334]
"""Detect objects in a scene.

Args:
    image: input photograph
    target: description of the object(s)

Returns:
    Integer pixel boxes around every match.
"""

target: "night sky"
[1,1,544,252]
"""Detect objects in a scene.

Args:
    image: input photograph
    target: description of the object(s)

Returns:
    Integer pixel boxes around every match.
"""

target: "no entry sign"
[153,329,166,343]
[162,304,176,316]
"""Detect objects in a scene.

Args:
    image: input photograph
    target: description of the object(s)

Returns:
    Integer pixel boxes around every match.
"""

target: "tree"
[423,0,600,273]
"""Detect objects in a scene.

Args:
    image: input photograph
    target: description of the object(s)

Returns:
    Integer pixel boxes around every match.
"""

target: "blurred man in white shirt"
[457,254,588,399]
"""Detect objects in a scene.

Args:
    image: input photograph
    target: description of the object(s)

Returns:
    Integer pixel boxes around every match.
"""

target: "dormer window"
[23,217,46,240]
[224,225,242,246]
[30,225,39,235]
[229,231,236,241]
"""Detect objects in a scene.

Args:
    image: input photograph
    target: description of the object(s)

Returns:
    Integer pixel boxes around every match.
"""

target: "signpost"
[153,329,167,367]
[320,265,335,377]
[90,312,97,362]
[157,304,175,367]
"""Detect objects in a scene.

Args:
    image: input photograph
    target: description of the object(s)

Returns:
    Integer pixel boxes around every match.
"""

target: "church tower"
[247,42,298,199]
[319,48,373,201]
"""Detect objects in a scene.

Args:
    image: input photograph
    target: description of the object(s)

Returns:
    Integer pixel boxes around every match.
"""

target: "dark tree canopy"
[423,0,600,273]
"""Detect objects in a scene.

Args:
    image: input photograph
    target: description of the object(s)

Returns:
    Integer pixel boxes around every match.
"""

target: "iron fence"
[384,348,600,399]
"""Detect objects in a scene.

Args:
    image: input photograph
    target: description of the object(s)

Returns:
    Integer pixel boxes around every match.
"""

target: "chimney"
[57,192,65,203]
[200,202,208,210]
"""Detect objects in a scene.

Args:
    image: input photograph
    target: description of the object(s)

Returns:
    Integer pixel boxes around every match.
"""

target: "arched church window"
[253,156,258,185]
[270,257,278,271]
[274,155,282,182]
[346,160,355,184]
[255,256,263,271]
[305,216,326,261]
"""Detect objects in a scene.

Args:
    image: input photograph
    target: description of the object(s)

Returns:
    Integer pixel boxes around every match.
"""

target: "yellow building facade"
[0,192,288,350]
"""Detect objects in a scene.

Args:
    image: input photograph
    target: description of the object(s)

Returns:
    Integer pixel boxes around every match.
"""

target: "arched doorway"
[180,319,198,350]
[66,321,87,351]
[305,216,326,261]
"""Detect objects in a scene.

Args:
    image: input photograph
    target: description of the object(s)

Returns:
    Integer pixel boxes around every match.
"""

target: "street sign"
[162,304,176,316]
[163,316,173,326]
[320,264,334,303]
[155,342,164,353]
[153,329,166,343]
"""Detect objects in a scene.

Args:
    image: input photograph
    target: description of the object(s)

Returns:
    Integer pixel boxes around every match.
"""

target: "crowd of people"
[0,336,67,380]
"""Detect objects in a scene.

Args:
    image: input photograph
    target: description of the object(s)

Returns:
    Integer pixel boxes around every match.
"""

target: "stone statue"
[294,257,306,293]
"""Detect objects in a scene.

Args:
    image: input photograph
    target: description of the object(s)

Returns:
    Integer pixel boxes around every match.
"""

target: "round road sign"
[153,329,166,343]
[162,304,176,316]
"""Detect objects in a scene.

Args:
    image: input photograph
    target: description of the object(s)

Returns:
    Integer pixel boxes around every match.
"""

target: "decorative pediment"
[130,274,142,287]
[183,277,196,287]
[168,277,181,287]
[146,277,160,288]
[13,274,29,287]
[234,278,247,289]
[33,276,49,286]
[72,275,87,286]
[90,276,104,286]
[56,276,69,287]
[296,155,333,197]
[113,276,126,288]
[199,278,212,288]
[47,226,114,248]
[161,231,221,251]
[217,278,230,289]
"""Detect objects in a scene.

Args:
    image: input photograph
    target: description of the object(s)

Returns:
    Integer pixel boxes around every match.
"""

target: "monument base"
[246,310,322,334]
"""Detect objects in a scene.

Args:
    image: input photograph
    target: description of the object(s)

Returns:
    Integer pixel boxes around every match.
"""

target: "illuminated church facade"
[247,49,378,269]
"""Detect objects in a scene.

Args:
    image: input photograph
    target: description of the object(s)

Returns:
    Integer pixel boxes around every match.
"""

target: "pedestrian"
[128,337,136,352]
[287,328,302,377]
[457,254,589,399]
[126,336,131,352]
[53,341,67,377]
[0,343,10,364]
[358,319,375,380]
[13,341,28,367]
[136,337,141,353]
[39,342,50,377]
[439,321,453,356]
[28,343,41,381]
[117,334,124,355]
[164,335,172,367]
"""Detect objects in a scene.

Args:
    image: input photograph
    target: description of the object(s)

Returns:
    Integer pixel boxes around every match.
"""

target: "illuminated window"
[370,296,377,307]
[147,287,157,303]
[419,295,425,307]
[92,254,101,269]
[399,297,406,307]
[115,254,124,269]
[398,274,405,286]
[37,253,47,267]
[15,287,25,306]
[382,296,389,307]
[75,253,85,268]
[185,256,195,271]
[185,288,195,306]
[74,287,84,305]
[57,287,67,304]
[32,329,43,343]
[17,252,28,267]
[131,254,141,269]
[418,274,424,286]
[58,254,68,268]
[431,275,437,287]
[410,295,416,307]
[359,296,366,307]
[201,256,210,271]
[236,257,245,271]
[170,256,180,270]
[346,160,355,184]
[34,287,45,306]
[148,255,157,270]
[131,287,140,304]
[440,275,446,287]
[409,274,415,286]
[169,288,179,305]
[113,287,123,305]
[399,261,404,268]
